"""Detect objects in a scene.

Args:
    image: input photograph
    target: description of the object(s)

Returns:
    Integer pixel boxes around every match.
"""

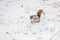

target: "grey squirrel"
[30,9,43,23]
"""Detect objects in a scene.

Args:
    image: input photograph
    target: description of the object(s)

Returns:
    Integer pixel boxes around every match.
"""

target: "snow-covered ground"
[0,0,60,40]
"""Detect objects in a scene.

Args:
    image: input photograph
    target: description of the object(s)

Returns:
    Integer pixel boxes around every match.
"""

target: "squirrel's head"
[30,15,36,19]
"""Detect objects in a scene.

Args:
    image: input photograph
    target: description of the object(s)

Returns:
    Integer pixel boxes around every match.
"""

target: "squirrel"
[30,9,43,23]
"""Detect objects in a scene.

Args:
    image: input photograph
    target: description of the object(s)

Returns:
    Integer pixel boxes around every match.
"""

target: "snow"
[0,0,60,40]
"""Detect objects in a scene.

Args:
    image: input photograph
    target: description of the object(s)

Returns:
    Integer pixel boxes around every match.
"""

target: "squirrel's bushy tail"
[37,9,43,18]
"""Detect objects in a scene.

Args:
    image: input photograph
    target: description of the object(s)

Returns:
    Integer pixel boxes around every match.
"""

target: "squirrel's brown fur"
[30,9,43,19]
[30,15,36,19]
[37,9,43,18]
[30,9,43,23]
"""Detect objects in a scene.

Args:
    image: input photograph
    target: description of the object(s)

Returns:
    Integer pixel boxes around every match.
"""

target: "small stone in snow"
[21,5,23,7]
